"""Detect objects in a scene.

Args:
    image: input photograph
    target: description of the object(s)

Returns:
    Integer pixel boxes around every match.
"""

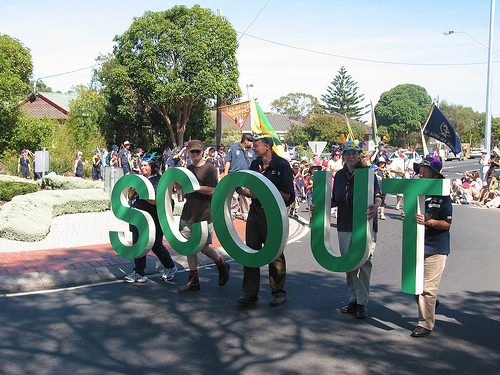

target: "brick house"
[20,92,77,122]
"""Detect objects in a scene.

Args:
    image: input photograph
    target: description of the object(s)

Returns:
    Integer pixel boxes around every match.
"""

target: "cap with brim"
[309,162,321,170]
[493,148,500,155]
[136,148,143,153]
[250,133,274,146]
[413,156,444,178]
[378,141,385,147]
[111,145,118,151]
[377,156,387,164]
[124,141,130,146]
[292,162,300,168]
[187,140,204,152]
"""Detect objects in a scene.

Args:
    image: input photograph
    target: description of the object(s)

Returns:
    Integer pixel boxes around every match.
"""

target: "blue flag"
[423,104,462,154]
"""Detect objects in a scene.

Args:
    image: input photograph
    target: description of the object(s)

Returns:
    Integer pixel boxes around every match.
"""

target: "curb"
[1,219,305,295]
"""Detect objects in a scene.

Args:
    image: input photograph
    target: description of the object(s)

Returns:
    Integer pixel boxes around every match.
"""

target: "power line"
[37,64,98,80]
[238,0,270,42]
[237,32,499,67]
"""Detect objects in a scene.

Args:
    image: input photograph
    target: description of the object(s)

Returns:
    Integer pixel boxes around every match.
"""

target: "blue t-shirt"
[226,143,255,172]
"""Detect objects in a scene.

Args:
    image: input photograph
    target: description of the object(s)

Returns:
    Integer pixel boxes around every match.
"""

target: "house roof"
[20,92,77,120]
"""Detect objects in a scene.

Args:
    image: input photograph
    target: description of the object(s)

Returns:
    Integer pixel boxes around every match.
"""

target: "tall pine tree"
[321,66,368,120]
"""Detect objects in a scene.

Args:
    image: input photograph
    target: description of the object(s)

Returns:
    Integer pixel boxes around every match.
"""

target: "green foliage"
[439,101,484,147]
[33,80,53,92]
[221,122,243,149]
[492,117,500,146]
[271,93,323,116]
[9,114,58,153]
[375,84,432,148]
[100,5,240,148]
[67,85,107,146]
[284,123,309,147]
[0,189,110,241]
[0,34,33,152]
[37,175,102,190]
[0,180,38,201]
[321,66,369,120]
[304,114,365,152]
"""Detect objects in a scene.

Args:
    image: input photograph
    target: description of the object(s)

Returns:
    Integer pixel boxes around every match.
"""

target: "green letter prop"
[382,178,450,294]
[109,174,156,259]
[156,167,208,256]
[211,170,289,268]
[310,169,374,272]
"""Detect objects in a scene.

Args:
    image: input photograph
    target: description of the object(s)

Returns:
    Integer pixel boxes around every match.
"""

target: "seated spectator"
[474,172,498,205]
[469,171,482,200]
[450,179,465,204]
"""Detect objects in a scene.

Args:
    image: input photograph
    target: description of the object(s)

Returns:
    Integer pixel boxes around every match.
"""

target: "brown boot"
[177,276,200,293]
[217,262,230,286]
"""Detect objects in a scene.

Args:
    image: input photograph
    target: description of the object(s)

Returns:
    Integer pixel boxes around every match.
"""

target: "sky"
[1,0,499,123]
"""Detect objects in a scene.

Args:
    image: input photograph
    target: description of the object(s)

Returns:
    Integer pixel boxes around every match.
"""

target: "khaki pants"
[242,204,286,297]
[414,254,448,330]
[231,192,250,221]
[338,231,376,306]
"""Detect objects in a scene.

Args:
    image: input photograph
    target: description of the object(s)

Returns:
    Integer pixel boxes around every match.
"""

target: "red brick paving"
[0,218,246,275]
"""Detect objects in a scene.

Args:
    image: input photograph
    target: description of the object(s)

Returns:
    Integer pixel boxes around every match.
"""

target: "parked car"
[445,151,464,161]
[389,150,423,164]
[468,148,483,159]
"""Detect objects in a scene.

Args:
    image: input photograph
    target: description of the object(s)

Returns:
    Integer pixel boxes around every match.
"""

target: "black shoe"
[177,276,200,293]
[237,295,258,306]
[217,262,230,286]
[410,326,432,337]
[435,299,440,310]
[341,301,358,314]
[270,296,287,307]
[355,304,368,319]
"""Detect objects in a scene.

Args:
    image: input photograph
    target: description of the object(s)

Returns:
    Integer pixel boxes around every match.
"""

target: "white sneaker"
[162,265,178,281]
[379,214,386,220]
[124,271,147,283]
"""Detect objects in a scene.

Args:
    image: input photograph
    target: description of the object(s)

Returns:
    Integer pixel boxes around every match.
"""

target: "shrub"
[0,180,38,201]
[37,175,102,190]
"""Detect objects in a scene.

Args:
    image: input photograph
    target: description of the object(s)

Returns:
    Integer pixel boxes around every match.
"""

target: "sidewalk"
[0,212,305,294]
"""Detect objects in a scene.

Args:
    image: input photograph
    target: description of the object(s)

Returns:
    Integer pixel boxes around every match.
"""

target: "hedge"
[0,180,39,201]
[0,189,110,242]
[37,175,102,190]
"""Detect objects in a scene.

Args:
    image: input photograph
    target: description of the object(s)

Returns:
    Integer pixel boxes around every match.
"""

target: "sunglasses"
[189,150,202,154]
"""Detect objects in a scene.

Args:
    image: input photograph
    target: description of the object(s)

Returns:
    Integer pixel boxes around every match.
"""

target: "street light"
[443,0,496,155]
[443,30,500,56]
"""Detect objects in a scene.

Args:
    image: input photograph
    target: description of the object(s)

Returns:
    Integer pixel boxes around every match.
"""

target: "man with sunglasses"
[177,140,231,293]
[235,133,294,307]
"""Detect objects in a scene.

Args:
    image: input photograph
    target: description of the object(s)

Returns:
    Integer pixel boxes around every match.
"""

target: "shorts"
[179,219,213,247]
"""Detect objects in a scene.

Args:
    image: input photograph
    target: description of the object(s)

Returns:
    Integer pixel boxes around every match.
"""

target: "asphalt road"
[2,183,500,375]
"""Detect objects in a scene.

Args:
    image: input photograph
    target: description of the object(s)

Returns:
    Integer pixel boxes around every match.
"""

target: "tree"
[321,66,369,120]
[0,34,33,155]
[106,5,239,148]
[304,114,365,152]
[439,101,484,147]
[375,84,432,148]
[284,123,309,147]
[271,93,322,116]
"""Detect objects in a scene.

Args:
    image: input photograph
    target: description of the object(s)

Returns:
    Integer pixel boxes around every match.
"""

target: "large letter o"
[211,171,289,268]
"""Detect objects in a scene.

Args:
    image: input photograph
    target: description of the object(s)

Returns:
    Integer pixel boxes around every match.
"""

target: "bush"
[0,180,38,201]
[0,189,110,241]
[37,175,102,190]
